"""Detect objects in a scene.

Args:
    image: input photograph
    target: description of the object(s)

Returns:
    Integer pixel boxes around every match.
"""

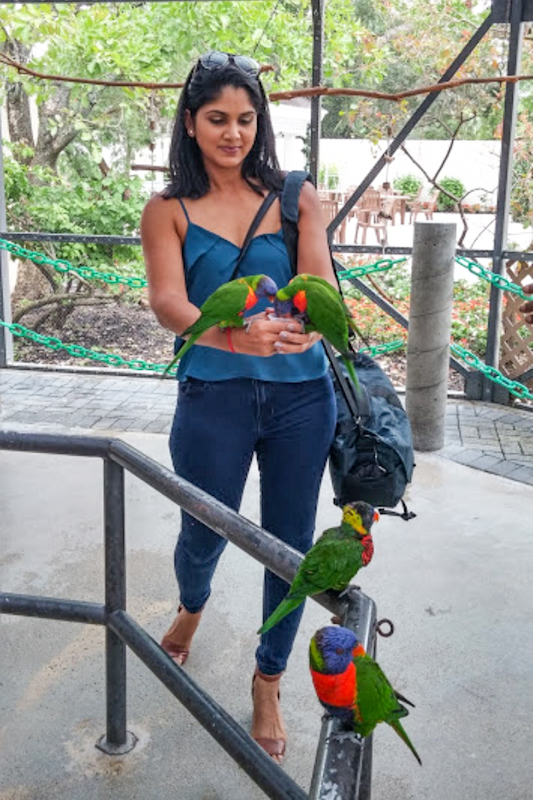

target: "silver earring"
[188,130,194,136]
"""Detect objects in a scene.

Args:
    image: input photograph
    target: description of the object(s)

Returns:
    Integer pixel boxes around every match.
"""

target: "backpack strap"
[230,190,277,280]
[280,172,362,423]
[280,171,313,275]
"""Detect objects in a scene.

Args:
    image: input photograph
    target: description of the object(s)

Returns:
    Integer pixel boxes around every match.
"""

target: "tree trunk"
[2,41,34,161]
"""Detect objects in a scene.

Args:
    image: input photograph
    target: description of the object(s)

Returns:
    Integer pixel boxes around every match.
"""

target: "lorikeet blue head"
[313,626,359,674]
[255,275,278,301]
[273,297,296,317]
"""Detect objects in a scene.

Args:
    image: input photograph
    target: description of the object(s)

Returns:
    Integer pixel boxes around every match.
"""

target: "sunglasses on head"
[196,51,261,78]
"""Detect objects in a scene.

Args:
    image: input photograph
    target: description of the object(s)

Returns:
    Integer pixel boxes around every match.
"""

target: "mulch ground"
[12,300,466,392]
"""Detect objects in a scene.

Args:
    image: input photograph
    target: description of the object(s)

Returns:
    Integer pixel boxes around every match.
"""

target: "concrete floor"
[1,422,532,800]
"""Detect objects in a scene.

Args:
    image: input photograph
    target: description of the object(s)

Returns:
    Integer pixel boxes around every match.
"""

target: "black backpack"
[279,171,415,520]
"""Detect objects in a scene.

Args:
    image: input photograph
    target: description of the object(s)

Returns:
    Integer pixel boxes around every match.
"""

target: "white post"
[406,221,456,451]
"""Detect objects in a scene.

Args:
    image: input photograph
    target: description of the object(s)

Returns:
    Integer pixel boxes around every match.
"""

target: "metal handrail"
[0,429,376,800]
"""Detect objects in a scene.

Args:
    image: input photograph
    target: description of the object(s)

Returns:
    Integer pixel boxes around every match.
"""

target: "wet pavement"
[1,366,533,800]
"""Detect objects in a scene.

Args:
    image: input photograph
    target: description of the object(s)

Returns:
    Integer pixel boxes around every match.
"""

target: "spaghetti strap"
[177,197,190,222]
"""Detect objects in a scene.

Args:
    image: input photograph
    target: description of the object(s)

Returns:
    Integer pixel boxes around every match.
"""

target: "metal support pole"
[406,222,456,451]
[97,458,137,755]
[0,114,13,367]
[108,610,308,800]
[483,0,525,403]
[309,0,324,186]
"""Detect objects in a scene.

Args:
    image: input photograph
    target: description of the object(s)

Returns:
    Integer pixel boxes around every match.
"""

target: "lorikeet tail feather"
[341,355,360,392]
[257,596,303,635]
[162,335,198,378]
[389,720,422,765]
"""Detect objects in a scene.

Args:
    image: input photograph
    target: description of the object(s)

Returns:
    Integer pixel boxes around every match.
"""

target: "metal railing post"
[97,458,137,754]
[308,589,377,800]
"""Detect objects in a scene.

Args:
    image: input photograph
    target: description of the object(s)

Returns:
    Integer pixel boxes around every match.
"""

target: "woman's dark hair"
[163,61,283,199]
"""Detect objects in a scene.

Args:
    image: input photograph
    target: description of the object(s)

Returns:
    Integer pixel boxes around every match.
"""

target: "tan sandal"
[160,604,202,667]
[251,669,286,763]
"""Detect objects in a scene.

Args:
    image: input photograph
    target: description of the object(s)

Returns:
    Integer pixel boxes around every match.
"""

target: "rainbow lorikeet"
[309,625,422,765]
[164,274,278,375]
[257,501,378,636]
[273,273,361,385]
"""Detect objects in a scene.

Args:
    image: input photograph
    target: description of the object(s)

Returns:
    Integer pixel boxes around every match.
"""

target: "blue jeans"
[169,375,336,675]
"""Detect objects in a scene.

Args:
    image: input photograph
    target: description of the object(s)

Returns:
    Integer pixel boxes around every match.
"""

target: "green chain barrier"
[450,342,533,401]
[0,238,148,289]
[455,255,530,300]
[0,318,175,376]
[360,339,406,357]
[1,313,405,372]
[337,257,407,281]
[3,314,531,400]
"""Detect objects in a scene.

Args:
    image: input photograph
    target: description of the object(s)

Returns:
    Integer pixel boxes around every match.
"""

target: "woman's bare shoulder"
[298,179,322,215]
[141,193,186,236]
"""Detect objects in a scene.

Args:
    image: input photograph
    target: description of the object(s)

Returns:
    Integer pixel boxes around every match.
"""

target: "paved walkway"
[1,366,533,485]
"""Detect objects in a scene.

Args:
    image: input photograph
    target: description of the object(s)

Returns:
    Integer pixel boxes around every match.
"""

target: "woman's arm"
[295,181,338,287]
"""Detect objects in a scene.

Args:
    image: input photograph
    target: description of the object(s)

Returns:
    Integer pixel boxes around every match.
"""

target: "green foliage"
[451,279,490,355]
[340,257,490,356]
[3,142,148,273]
[437,177,466,211]
[392,174,422,200]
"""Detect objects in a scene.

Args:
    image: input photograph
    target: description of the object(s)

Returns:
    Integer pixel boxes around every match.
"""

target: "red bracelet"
[226,327,236,353]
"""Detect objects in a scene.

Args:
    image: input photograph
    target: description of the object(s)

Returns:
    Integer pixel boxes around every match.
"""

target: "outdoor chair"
[320,197,347,243]
[354,187,388,245]
[409,187,438,223]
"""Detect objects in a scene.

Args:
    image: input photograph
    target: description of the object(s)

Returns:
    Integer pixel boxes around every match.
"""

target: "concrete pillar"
[406,221,456,451]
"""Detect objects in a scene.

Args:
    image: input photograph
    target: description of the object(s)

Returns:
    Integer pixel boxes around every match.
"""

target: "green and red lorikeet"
[164,274,278,374]
[273,273,361,385]
[309,625,422,765]
[257,501,378,636]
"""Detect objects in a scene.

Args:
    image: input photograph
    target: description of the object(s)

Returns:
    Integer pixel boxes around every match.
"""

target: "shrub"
[339,256,490,357]
[437,177,466,212]
[392,174,422,200]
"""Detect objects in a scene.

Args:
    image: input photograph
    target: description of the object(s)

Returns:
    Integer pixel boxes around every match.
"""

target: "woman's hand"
[230,314,322,356]
[519,284,533,325]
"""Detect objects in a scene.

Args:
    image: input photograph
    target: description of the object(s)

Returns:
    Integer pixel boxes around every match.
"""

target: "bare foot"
[160,606,203,666]
[251,671,286,764]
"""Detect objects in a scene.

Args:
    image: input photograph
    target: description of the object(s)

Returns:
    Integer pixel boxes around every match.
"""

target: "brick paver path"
[1,367,532,485]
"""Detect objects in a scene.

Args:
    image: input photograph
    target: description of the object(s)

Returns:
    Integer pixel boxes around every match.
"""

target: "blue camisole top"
[176,199,328,383]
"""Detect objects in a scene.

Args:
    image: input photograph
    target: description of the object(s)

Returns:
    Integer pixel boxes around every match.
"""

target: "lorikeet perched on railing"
[273,273,361,385]
[257,501,379,636]
[309,625,422,765]
[164,274,278,375]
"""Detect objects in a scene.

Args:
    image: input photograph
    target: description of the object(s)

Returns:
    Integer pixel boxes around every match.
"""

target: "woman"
[141,51,337,763]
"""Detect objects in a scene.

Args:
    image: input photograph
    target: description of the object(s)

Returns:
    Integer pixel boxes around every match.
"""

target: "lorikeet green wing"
[352,652,421,763]
[164,274,278,375]
[257,501,378,635]
[274,274,359,386]
[295,274,369,345]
